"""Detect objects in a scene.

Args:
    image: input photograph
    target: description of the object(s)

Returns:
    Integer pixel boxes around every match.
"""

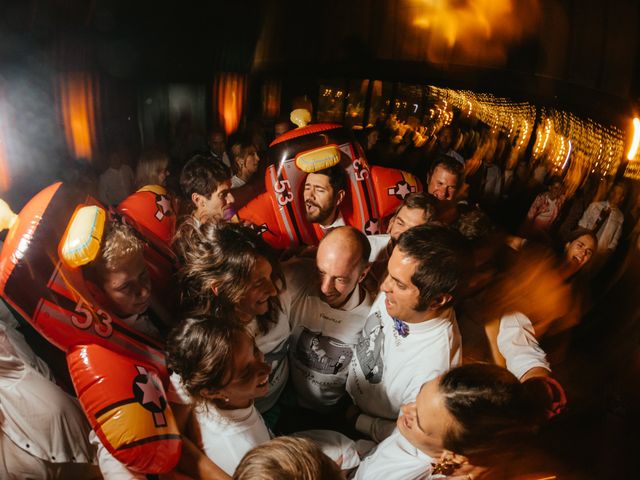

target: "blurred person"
[579,182,626,254]
[230,141,261,189]
[559,228,597,280]
[273,117,292,140]
[426,155,464,203]
[98,149,135,206]
[433,125,464,165]
[208,129,231,167]
[346,226,464,443]
[178,154,234,224]
[233,436,343,480]
[0,301,99,480]
[134,149,170,188]
[353,364,553,480]
[303,165,348,234]
[522,176,566,240]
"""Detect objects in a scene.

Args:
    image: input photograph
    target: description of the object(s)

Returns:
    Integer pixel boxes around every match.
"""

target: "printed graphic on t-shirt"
[354,310,385,383]
[294,327,352,375]
[265,337,290,384]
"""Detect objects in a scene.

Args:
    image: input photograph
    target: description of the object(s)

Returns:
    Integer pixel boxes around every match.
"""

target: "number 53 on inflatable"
[0,183,180,474]
[238,110,422,248]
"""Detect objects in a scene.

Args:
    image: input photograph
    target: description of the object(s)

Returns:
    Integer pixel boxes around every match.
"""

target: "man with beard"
[303,166,348,235]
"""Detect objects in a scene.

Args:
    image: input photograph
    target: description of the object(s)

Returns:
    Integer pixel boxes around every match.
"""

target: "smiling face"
[388,206,429,243]
[99,251,151,318]
[380,247,424,323]
[235,256,278,321]
[316,241,368,308]
[206,331,271,409]
[194,180,235,223]
[565,234,595,271]
[427,165,459,201]
[398,377,455,457]
[303,173,343,226]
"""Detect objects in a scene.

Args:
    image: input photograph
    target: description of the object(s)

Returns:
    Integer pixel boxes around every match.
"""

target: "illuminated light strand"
[627,117,640,160]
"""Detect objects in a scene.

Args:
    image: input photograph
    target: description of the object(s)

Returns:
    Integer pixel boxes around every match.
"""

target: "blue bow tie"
[393,317,410,337]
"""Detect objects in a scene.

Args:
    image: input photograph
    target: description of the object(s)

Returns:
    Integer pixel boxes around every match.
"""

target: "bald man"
[278,227,373,412]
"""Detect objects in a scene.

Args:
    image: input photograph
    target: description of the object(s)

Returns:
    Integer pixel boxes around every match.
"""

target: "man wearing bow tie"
[346,225,464,443]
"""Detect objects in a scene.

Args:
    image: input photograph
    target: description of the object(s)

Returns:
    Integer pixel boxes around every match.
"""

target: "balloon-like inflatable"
[238,122,422,249]
[0,183,181,474]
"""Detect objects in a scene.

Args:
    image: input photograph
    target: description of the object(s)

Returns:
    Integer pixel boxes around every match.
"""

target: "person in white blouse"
[354,364,551,480]
[0,301,98,479]
[167,318,272,476]
[579,183,626,254]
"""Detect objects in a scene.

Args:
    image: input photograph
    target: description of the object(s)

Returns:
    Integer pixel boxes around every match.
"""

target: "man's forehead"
[305,173,331,187]
[212,180,232,195]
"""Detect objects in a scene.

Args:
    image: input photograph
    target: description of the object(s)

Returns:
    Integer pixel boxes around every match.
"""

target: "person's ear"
[210,280,220,297]
[335,189,346,207]
[191,192,202,208]
[357,263,372,283]
[201,388,228,403]
[429,293,452,310]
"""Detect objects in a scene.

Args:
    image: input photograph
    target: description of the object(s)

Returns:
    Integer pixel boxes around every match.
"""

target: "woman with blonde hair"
[230,141,260,189]
[234,436,343,480]
[135,149,170,188]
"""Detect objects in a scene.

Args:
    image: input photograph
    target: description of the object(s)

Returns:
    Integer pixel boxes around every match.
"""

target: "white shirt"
[98,165,134,206]
[193,403,270,476]
[578,200,624,251]
[346,292,461,442]
[354,429,435,480]
[281,259,372,410]
[248,314,291,413]
[498,312,550,380]
[367,234,391,263]
[319,213,346,235]
[231,175,246,189]
[0,302,94,465]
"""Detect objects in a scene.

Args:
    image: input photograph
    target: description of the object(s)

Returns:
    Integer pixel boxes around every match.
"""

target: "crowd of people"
[1,110,638,480]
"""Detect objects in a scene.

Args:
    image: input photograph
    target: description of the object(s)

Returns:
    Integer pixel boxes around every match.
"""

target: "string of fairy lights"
[426,86,630,186]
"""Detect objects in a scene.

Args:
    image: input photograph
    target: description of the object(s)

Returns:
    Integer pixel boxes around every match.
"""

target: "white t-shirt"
[367,234,391,263]
[231,175,246,189]
[498,312,550,379]
[281,258,373,410]
[353,429,435,480]
[248,314,291,413]
[346,292,461,441]
[192,403,270,476]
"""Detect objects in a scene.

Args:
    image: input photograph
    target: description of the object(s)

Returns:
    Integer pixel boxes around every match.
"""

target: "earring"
[223,397,229,403]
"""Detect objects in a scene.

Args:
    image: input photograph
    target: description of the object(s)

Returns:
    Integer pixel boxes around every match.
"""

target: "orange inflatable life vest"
[0,182,181,474]
[239,123,422,249]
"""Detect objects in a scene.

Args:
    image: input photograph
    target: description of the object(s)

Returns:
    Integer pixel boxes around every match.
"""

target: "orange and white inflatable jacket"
[0,182,180,474]
[238,122,422,249]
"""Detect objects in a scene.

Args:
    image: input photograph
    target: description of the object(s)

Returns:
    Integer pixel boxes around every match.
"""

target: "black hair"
[440,364,544,464]
[313,165,348,197]
[396,225,464,310]
[179,154,231,209]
